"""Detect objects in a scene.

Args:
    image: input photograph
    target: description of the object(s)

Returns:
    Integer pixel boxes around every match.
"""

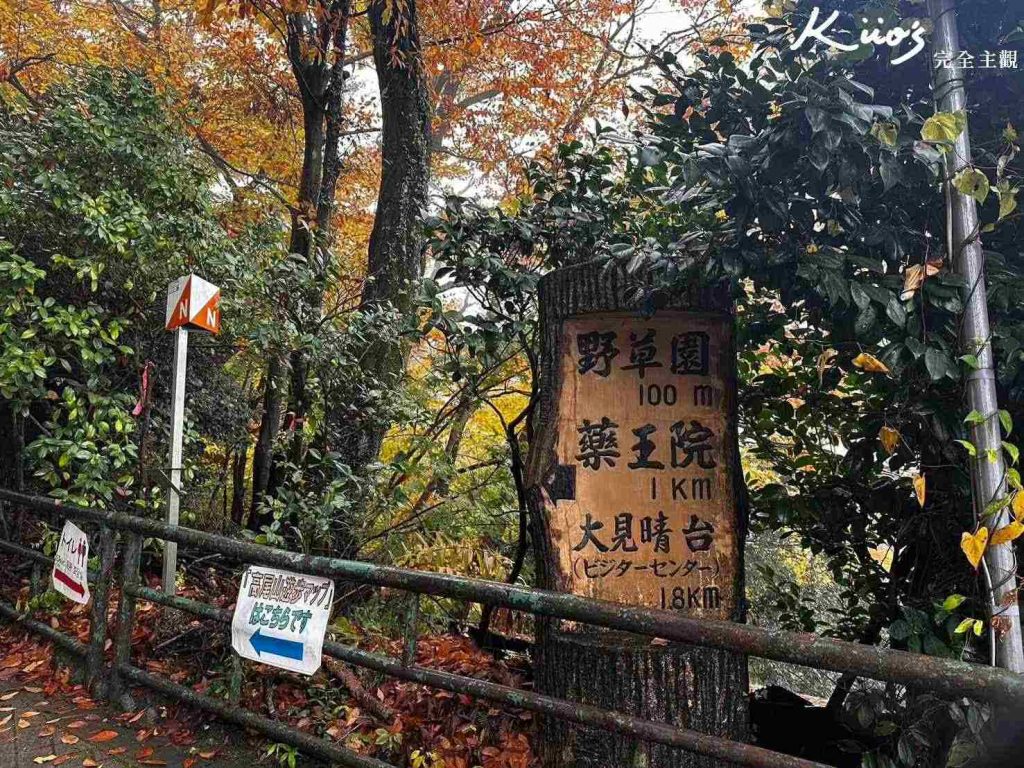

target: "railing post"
[86,524,118,698]
[401,593,419,667]
[228,652,243,704]
[111,531,143,709]
[30,562,42,597]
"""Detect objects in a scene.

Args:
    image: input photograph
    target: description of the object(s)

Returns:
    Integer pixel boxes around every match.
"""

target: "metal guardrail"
[0,488,1022,768]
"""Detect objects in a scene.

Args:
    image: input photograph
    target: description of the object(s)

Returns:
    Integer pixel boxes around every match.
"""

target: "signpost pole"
[163,326,188,596]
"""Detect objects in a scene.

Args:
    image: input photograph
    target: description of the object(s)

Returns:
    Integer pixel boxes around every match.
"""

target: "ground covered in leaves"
[0,554,538,768]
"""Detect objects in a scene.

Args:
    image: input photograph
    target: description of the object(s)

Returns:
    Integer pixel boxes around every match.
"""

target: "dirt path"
[0,671,264,768]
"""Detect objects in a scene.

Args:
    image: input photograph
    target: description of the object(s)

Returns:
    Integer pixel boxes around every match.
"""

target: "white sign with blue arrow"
[230,565,334,676]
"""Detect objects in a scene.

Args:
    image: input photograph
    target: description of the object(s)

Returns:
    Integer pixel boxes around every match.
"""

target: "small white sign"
[231,565,334,676]
[51,521,90,605]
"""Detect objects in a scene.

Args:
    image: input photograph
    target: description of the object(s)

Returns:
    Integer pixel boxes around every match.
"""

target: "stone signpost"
[527,264,748,768]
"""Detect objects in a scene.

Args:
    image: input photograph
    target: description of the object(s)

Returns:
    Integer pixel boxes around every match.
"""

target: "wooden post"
[526,264,748,768]
[87,525,118,698]
[112,531,143,708]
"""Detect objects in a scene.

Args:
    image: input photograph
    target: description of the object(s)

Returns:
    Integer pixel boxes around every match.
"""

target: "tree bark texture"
[0,400,24,491]
[250,355,285,529]
[249,2,351,504]
[526,263,749,768]
[332,0,430,477]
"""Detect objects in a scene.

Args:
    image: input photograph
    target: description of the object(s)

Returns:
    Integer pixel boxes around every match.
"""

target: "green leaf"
[921,110,966,143]
[925,347,953,380]
[953,618,976,634]
[1003,441,1019,465]
[998,185,1018,220]
[1000,409,1013,435]
[888,619,911,640]
[964,410,987,425]
[942,594,966,612]
[983,494,1011,518]
[955,439,977,457]
[953,168,990,204]
[958,354,980,370]
[871,121,898,148]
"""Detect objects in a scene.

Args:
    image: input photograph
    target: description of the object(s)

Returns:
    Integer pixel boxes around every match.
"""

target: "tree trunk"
[250,355,285,530]
[331,0,430,480]
[250,2,351,491]
[0,400,24,491]
[230,447,247,526]
[526,264,749,768]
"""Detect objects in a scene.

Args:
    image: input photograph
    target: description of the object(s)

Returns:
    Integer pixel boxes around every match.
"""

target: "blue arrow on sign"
[249,628,304,661]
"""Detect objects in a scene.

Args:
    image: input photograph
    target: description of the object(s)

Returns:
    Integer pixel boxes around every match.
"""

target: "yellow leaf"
[879,426,900,455]
[1012,492,1024,522]
[33,756,57,765]
[900,260,943,301]
[868,544,894,572]
[989,521,1024,547]
[816,348,837,384]
[961,527,989,569]
[914,474,926,507]
[853,353,889,374]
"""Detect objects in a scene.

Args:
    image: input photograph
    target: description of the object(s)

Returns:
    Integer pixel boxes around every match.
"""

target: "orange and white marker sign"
[165,274,221,334]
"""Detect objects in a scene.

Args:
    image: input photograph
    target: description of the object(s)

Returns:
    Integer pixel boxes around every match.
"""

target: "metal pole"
[163,327,188,596]
[928,0,1024,673]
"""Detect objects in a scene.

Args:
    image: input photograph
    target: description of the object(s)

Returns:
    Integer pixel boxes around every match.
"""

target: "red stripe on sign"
[53,567,85,596]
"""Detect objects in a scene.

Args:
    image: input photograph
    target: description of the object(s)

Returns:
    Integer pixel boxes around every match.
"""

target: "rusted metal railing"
[0,488,1022,768]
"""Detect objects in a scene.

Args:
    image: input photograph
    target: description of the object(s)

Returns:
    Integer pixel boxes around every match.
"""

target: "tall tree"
[328,0,431,512]
[248,0,353,522]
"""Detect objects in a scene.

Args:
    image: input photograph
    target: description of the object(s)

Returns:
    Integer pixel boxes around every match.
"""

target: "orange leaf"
[108,746,127,755]
[853,352,889,374]
[1013,492,1024,522]
[88,730,118,743]
[900,260,944,300]
[60,734,79,745]
[83,761,99,768]
[136,747,154,759]
[879,426,900,455]
[989,521,1024,547]
[961,527,989,569]
[914,474,926,507]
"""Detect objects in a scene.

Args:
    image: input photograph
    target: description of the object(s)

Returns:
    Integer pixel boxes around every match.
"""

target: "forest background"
[2,0,1024,766]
